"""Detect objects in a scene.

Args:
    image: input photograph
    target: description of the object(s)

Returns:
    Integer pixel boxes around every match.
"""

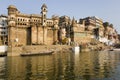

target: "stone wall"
[74,32,92,44]
[17,28,28,46]
[47,29,53,44]
[38,27,43,44]
[8,27,29,47]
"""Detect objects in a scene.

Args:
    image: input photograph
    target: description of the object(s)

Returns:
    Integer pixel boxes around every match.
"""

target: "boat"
[20,51,54,56]
[108,47,114,51]
[0,52,7,57]
[109,49,114,51]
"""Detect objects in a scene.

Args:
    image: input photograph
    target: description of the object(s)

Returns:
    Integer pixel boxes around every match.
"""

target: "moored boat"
[20,51,54,56]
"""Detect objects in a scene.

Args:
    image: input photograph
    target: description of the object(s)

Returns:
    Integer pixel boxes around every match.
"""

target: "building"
[58,16,71,44]
[71,17,92,44]
[7,4,59,47]
[80,16,104,39]
[102,22,119,45]
[7,4,119,47]
[106,26,118,45]
[0,15,8,45]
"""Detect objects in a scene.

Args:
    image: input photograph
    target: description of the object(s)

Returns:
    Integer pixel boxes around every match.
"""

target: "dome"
[41,3,47,9]
[8,5,17,9]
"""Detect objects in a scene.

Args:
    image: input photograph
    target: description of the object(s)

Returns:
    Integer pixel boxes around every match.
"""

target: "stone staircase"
[88,39,107,50]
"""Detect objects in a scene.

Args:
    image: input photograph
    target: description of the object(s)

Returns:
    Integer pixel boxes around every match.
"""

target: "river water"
[0,51,120,80]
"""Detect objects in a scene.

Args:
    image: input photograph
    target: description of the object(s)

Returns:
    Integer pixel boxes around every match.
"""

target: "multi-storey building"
[58,16,71,43]
[80,16,104,39]
[71,18,92,44]
[0,15,8,45]
[7,4,59,47]
[106,26,119,44]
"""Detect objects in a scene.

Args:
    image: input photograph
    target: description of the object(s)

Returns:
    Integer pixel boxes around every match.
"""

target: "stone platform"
[7,45,71,56]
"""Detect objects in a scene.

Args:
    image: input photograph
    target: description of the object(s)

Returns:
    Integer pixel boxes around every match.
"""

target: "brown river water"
[0,50,120,80]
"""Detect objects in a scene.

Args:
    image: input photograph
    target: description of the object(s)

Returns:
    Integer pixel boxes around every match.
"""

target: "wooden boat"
[109,49,114,51]
[108,47,114,51]
[20,51,54,56]
[0,52,7,57]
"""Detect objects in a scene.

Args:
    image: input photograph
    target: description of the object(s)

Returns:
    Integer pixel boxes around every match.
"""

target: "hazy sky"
[0,0,120,33]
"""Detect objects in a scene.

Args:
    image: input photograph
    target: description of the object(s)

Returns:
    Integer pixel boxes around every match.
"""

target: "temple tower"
[41,4,48,44]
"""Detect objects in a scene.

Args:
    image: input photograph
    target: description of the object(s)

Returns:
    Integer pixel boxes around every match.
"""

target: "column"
[31,25,37,45]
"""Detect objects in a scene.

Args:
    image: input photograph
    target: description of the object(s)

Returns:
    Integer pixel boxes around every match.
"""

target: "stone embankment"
[7,39,109,56]
[7,45,72,56]
[80,39,108,51]
[22,45,71,53]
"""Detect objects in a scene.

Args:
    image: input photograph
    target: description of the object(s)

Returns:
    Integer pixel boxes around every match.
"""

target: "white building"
[0,15,8,45]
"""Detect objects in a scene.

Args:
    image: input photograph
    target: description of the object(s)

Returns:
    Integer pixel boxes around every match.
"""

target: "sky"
[0,0,120,33]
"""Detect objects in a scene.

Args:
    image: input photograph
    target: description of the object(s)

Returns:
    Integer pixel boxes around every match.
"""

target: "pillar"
[31,25,37,45]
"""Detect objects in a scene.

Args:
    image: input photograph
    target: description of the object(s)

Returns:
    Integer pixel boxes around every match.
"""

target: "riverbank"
[7,45,72,56]
[6,40,110,56]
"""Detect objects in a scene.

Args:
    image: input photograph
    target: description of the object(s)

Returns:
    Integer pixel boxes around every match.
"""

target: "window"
[44,14,46,18]
[44,20,46,22]
[1,37,3,40]
[1,32,5,34]
[44,8,46,11]
[11,17,14,20]
[2,24,4,26]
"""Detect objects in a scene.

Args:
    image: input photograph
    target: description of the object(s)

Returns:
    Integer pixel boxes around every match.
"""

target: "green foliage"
[103,22,114,29]
[103,22,109,27]
[62,38,68,44]
[109,24,113,28]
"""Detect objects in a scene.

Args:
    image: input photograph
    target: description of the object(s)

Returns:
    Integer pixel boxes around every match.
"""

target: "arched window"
[44,14,46,18]
[44,20,46,22]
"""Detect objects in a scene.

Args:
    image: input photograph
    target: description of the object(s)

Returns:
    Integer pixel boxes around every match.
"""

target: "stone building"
[80,16,104,40]
[58,16,71,43]
[0,15,8,45]
[58,16,93,44]
[7,4,59,47]
[71,17,92,44]
[106,26,119,44]
[102,22,119,45]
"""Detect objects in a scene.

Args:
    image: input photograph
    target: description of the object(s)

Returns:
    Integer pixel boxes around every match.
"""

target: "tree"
[103,22,109,36]
[109,24,113,28]
[103,22,109,30]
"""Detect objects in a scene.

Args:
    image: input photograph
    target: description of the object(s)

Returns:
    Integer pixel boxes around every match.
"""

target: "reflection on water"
[0,51,120,80]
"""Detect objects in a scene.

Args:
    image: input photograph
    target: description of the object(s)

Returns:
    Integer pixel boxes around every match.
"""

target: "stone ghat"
[7,45,72,56]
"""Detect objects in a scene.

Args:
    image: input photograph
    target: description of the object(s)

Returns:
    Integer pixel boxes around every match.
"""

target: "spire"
[72,17,76,24]
[41,3,48,13]
[71,17,77,28]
